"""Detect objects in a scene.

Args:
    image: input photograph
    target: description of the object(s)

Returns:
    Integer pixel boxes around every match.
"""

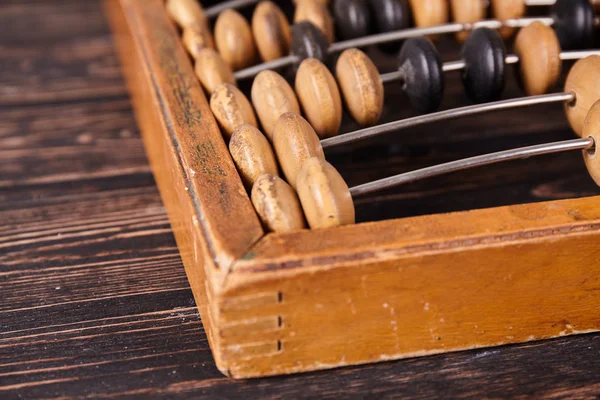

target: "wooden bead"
[295,58,342,138]
[490,0,525,39]
[229,124,279,189]
[409,0,448,28]
[461,28,506,103]
[582,100,600,186]
[369,0,412,53]
[252,1,291,62]
[289,22,331,75]
[194,48,235,94]
[514,22,561,96]
[564,55,600,136]
[166,0,207,30]
[332,0,372,40]
[273,112,325,189]
[294,0,335,43]
[251,174,307,233]
[551,0,595,50]
[214,9,257,70]
[335,48,384,126]
[397,37,444,114]
[210,84,257,139]
[251,70,301,140]
[450,0,486,42]
[182,25,214,59]
[296,158,355,229]
[591,0,600,13]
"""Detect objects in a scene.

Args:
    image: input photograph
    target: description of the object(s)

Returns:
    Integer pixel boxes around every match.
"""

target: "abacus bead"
[564,55,600,136]
[210,84,257,139]
[397,37,444,114]
[214,10,257,70]
[409,0,448,28]
[273,112,325,189]
[229,125,279,189]
[166,0,207,29]
[370,0,411,32]
[450,0,486,42]
[296,158,355,229]
[332,0,372,40]
[194,48,236,94]
[582,100,600,186]
[461,28,507,103]
[251,174,307,233]
[489,0,525,39]
[251,70,301,140]
[551,0,595,50]
[182,25,214,59]
[294,0,335,43]
[336,48,384,126]
[368,0,412,53]
[514,22,561,96]
[591,0,600,13]
[252,1,291,62]
[290,22,330,66]
[295,58,343,138]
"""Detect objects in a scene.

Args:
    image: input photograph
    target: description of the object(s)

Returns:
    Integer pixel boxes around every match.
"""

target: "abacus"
[105,0,600,378]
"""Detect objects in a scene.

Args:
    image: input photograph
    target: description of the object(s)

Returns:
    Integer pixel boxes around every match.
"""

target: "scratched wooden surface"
[1,0,600,398]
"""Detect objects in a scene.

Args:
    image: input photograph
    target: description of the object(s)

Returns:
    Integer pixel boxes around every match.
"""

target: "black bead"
[332,0,372,40]
[551,0,594,50]
[397,37,444,113]
[461,28,506,103]
[368,0,412,53]
[289,22,330,74]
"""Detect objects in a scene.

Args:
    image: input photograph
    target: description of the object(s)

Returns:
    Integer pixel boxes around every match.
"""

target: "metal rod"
[233,55,298,80]
[328,17,554,53]
[524,0,556,6]
[321,92,575,149]
[349,137,594,197]
[204,0,260,19]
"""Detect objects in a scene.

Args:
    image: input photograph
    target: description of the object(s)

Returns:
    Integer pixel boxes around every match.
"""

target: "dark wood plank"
[0,0,125,105]
[1,0,600,398]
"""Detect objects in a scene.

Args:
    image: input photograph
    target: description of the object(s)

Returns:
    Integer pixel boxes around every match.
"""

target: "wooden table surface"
[2,1,600,398]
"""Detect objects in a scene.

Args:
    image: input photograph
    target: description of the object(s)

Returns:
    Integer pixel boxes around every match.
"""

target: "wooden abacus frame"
[105,0,600,379]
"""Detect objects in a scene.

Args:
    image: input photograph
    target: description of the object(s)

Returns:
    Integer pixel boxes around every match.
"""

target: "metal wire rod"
[328,17,554,53]
[349,137,594,197]
[321,92,575,149]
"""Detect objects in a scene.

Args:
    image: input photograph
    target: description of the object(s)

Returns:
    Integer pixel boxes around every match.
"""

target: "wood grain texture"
[2,0,600,397]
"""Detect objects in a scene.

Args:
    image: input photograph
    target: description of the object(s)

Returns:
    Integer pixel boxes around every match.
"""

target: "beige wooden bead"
[490,0,526,39]
[251,174,307,233]
[273,112,325,189]
[166,0,207,29]
[214,9,258,70]
[514,22,561,96]
[409,0,448,28]
[450,0,486,42]
[252,1,292,62]
[251,70,301,140]
[194,48,235,94]
[182,25,214,59]
[229,124,279,189]
[582,100,600,186]
[210,84,257,139]
[564,55,600,137]
[294,0,335,43]
[296,158,355,229]
[335,48,384,127]
[295,58,342,139]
